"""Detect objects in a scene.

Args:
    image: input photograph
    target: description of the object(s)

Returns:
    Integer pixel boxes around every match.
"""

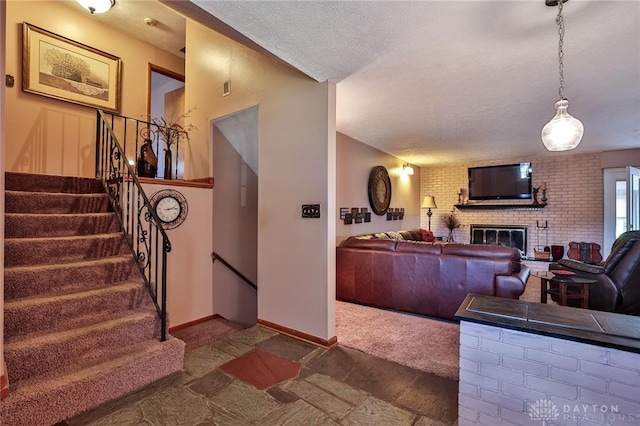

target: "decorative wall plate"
[368,165,392,215]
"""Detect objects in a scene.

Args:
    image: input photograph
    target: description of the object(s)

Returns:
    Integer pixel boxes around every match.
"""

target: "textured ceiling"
[59,0,187,58]
[66,0,640,167]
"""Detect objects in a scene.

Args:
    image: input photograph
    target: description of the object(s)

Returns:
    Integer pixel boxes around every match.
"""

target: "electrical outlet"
[302,204,321,218]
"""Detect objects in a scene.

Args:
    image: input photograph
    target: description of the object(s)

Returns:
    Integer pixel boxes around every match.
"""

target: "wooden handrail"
[211,251,257,290]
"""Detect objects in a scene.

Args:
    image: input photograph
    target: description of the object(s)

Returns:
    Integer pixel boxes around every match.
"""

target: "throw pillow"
[420,228,435,242]
[386,231,405,241]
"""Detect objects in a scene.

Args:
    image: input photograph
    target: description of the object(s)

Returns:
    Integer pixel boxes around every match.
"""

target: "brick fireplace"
[470,224,527,258]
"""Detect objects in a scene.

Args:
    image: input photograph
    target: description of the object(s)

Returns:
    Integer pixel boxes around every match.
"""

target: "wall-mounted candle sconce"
[403,164,414,176]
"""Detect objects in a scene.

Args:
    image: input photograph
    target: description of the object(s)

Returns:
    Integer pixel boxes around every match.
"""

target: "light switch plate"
[302,204,321,218]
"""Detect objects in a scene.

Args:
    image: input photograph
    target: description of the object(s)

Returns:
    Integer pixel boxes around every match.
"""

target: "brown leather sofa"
[336,229,531,320]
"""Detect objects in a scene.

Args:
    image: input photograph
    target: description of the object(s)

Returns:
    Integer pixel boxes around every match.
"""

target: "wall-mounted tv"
[468,163,532,200]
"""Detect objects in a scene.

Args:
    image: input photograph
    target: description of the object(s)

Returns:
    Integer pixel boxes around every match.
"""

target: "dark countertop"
[455,294,640,354]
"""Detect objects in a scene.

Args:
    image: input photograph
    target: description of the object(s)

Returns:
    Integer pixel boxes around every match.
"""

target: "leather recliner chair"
[554,231,640,315]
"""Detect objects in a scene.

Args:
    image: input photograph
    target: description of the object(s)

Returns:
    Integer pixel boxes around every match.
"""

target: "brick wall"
[420,153,603,259]
[458,321,640,425]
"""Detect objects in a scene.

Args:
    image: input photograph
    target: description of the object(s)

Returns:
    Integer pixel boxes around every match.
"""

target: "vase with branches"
[442,210,461,243]
[150,107,196,179]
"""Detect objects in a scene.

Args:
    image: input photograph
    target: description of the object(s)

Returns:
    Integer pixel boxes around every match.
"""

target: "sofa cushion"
[341,238,397,251]
[395,240,442,254]
[442,244,521,273]
[399,229,423,241]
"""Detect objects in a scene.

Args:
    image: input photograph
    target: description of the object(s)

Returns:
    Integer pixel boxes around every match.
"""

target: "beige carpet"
[335,276,549,382]
[335,300,460,381]
[519,275,557,305]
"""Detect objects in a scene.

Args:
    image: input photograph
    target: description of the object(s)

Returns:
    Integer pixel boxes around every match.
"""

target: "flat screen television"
[468,163,532,200]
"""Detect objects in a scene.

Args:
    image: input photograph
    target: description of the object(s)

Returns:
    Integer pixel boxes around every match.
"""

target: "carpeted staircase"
[1,172,185,426]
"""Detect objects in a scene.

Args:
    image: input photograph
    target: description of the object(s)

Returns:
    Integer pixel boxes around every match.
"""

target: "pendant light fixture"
[77,0,115,14]
[541,0,584,152]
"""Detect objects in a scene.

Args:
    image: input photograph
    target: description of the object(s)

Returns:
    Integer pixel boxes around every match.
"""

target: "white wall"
[185,21,337,342]
[142,183,214,328]
[1,0,7,393]
[4,1,184,177]
[336,132,421,245]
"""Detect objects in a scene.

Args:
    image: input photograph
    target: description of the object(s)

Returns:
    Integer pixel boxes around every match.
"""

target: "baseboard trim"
[1,361,9,399]
[169,314,221,333]
[257,319,338,348]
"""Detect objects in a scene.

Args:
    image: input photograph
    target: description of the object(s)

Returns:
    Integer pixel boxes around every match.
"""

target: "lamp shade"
[77,0,115,14]
[421,196,437,209]
[541,99,584,152]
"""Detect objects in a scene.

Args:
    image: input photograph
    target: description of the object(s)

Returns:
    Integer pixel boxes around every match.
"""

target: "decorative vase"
[551,245,565,262]
[447,229,455,243]
[136,142,157,178]
[163,149,172,180]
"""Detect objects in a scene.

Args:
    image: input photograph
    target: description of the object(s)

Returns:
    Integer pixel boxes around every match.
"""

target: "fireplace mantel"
[455,203,547,210]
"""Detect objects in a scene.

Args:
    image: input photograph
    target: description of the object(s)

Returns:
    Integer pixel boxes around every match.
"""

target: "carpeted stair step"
[5,309,162,384]
[0,336,185,426]
[4,280,154,338]
[4,233,131,267]
[4,255,140,300]
[5,212,120,238]
[2,172,185,426]
[5,171,105,194]
[5,190,112,214]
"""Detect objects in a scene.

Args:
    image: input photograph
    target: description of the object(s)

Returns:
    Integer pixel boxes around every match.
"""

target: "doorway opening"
[148,64,185,179]
[603,166,640,257]
[211,106,259,326]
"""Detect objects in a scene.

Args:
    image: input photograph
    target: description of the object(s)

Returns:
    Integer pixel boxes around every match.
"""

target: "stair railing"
[211,251,258,290]
[95,109,171,342]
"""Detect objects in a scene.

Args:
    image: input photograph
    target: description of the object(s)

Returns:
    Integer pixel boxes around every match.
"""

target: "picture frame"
[22,23,122,112]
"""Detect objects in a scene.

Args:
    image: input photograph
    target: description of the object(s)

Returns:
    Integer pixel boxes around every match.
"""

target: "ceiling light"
[403,163,414,175]
[77,0,115,14]
[541,0,584,152]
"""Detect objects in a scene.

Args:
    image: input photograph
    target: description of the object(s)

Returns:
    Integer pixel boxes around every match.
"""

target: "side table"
[533,271,598,308]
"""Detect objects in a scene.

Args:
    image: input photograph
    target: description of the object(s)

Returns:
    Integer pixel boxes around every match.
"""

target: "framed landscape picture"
[22,23,122,112]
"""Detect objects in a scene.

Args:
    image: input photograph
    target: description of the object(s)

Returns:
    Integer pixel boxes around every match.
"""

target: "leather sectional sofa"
[336,229,531,320]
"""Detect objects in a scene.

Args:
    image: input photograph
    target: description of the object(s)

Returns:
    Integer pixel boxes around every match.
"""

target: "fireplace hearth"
[470,224,527,258]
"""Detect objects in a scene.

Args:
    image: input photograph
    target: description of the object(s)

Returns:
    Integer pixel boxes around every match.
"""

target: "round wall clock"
[149,189,188,230]
[368,165,392,215]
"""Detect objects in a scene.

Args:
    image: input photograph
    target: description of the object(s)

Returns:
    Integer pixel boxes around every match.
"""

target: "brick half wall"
[458,321,640,425]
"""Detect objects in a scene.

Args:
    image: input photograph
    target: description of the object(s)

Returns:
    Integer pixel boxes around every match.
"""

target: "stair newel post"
[95,110,101,178]
[161,239,170,342]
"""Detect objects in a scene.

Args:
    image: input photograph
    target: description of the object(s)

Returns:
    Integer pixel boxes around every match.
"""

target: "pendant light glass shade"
[541,99,584,151]
[541,0,584,152]
[77,0,115,14]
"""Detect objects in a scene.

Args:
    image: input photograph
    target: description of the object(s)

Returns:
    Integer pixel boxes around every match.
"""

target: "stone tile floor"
[59,322,458,425]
